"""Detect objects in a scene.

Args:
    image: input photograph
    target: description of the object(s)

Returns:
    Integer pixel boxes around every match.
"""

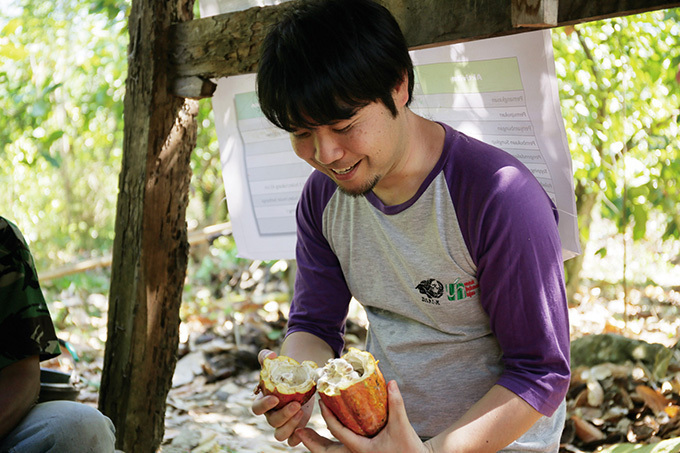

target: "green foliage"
[552,9,680,246]
[48,270,111,295]
[0,0,129,269]
[2,0,679,293]
[0,0,227,274]
[188,102,227,226]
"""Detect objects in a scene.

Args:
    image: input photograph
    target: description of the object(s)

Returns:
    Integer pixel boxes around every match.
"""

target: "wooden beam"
[169,1,298,79]
[512,0,559,27]
[168,0,680,82]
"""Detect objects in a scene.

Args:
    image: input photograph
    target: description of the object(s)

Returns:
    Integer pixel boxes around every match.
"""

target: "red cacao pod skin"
[255,355,317,411]
[318,348,388,437]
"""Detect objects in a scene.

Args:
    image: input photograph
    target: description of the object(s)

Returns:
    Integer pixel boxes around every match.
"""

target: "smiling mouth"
[331,163,358,175]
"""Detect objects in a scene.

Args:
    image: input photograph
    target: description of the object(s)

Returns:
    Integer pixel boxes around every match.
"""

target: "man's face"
[289,99,407,198]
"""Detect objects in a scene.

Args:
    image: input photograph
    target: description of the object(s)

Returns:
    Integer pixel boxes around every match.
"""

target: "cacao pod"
[255,355,318,410]
[317,347,388,437]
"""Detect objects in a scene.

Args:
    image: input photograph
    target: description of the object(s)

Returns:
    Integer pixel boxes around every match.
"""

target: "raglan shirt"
[288,123,570,451]
[0,217,60,372]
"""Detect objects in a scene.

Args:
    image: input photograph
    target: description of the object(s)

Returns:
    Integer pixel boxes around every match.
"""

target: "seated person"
[0,216,116,452]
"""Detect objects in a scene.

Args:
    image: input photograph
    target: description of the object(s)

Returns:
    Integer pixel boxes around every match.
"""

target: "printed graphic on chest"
[415,278,479,305]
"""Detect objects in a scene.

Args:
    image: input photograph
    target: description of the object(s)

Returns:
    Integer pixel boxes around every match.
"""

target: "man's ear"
[392,73,410,108]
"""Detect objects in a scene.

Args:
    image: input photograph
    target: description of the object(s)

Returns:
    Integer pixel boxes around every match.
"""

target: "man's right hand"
[251,349,316,447]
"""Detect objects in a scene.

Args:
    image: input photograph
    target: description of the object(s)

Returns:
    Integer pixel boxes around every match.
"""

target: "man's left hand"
[295,380,432,453]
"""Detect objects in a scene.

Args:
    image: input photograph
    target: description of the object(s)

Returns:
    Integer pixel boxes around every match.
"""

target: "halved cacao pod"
[317,347,388,437]
[255,355,318,410]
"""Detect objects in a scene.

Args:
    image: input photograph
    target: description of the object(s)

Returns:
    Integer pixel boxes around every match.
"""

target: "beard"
[337,174,381,198]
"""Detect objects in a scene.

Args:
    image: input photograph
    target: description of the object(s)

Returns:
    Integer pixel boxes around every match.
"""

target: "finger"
[288,396,315,446]
[287,429,303,447]
[267,401,301,428]
[386,380,408,423]
[258,349,277,365]
[296,427,337,452]
[319,399,366,450]
[273,407,304,442]
[251,394,280,416]
[318,398,343,433]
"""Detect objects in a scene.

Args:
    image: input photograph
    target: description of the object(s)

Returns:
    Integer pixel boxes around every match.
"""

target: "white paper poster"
[212,76,310,259]
[205,3,580,260]
[408,31,580,260]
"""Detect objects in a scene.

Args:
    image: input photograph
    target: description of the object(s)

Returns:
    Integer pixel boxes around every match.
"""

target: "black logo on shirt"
[415,279,444,305]
[415,278,443,298]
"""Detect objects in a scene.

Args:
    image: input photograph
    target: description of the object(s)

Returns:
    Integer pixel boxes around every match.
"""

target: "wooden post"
[99,0,199,450]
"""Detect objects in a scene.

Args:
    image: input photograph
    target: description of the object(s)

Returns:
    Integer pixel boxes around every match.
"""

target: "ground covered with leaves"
[40,226,680,452]
[40,270,679,452]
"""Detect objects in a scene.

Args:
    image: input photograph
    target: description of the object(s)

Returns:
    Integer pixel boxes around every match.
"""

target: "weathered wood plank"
[168,0,680,81]
[512,0,559,27]
[170,2,299,79]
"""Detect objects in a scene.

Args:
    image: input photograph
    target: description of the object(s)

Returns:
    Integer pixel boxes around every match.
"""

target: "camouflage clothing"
[0,217,60,371]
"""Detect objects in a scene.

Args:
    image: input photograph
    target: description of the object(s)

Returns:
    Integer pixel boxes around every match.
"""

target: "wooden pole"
[99,0,199,450]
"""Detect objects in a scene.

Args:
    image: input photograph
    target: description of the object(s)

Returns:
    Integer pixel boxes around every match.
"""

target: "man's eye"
[334,123,354,134]
[292,131,311,139]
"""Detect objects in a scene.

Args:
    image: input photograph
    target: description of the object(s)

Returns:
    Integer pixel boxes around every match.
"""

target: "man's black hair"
[256,0,414,132]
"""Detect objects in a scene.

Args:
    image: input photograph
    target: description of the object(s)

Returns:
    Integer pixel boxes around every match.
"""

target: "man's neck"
[372,114,445,206]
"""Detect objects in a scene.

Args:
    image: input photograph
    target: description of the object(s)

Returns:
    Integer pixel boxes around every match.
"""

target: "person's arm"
[0,355,41,439]
[297,380,541,453]
[424,385,541,453]
[280,330,335,366]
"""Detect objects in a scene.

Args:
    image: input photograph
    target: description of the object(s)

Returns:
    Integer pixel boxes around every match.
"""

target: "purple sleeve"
[446,131,571,416]
[285,171,352,357]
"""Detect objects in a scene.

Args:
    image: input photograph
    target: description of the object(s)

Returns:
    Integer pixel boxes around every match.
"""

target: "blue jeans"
[0,401,116,453]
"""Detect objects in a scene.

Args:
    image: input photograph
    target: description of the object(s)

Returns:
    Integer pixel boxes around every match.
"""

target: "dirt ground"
[46,283,679,453]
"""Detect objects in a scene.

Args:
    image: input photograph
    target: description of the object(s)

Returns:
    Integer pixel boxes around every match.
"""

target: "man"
[251,0,571,451]
[0,216,116,452]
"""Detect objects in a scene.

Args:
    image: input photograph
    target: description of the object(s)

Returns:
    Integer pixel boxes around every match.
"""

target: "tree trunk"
[564,180,599,303]
[99,0,198,451]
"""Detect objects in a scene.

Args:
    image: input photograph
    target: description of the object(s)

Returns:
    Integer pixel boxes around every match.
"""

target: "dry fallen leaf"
[665,404,680,418]
[635,384,671,415]
[571,415,606,443]
[587,379,605,407]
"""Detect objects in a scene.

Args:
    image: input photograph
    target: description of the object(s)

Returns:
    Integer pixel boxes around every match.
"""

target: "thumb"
[258,349,277,365]
[295,427,335,452]
[387,380,409,423]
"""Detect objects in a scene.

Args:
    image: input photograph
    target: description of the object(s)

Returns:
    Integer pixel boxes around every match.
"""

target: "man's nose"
[314,130,343,165]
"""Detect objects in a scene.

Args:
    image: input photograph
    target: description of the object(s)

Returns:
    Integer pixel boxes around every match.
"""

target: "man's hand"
[251,349,315,447]
[295,380,431,453]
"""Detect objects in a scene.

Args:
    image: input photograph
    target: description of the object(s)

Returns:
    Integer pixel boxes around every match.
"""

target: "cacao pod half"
[317,347,388,437]
[255,355,318,410]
